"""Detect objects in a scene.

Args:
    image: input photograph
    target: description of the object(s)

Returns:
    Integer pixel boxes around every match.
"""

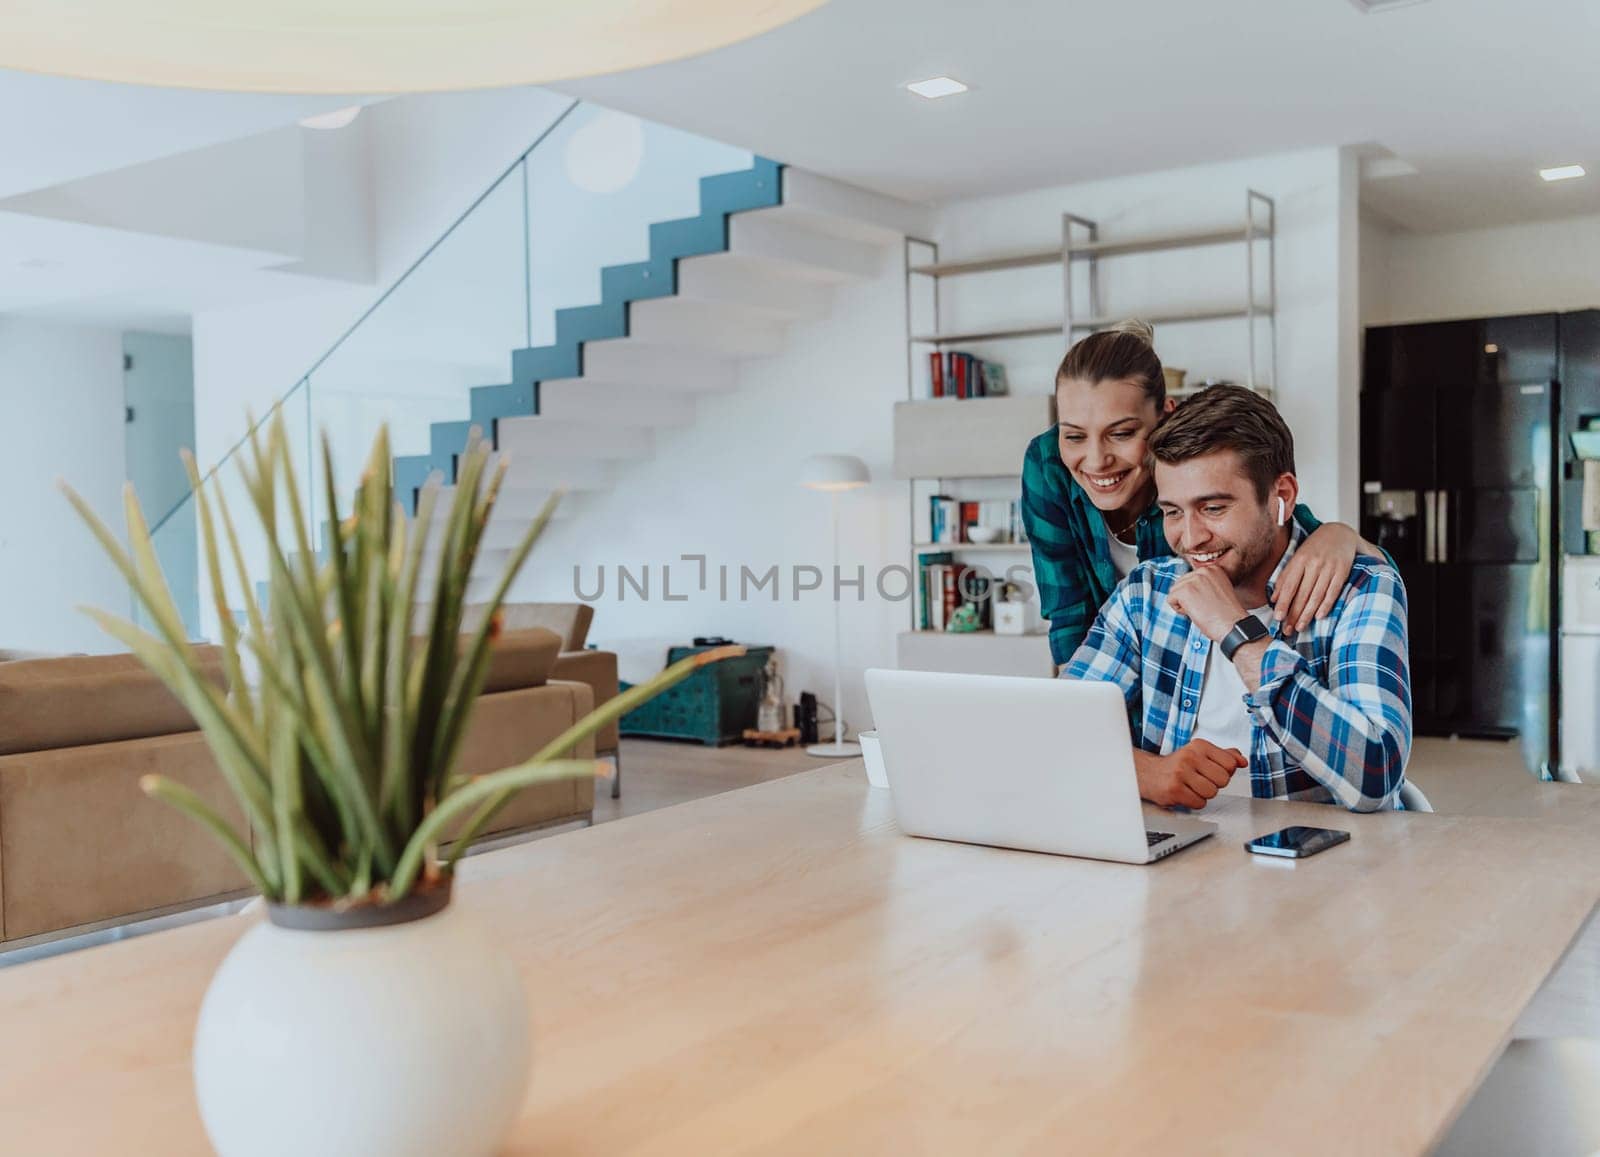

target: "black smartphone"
[1244,826,1350,859]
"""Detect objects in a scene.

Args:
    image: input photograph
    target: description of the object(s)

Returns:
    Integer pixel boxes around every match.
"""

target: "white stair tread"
[727,213,885,282]
[574,341,739,391]
[538,381,696,427]
[626,297,786,356]
[672,255,832,321]
[776,168,935,243]
[496,417,652,460]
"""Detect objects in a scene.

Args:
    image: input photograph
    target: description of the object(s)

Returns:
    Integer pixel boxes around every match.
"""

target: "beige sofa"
[0,628,601,947]
[473,602,623,798]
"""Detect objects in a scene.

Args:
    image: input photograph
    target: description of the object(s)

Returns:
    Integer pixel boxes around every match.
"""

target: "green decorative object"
[947,603,982,633]
[620,644,775,745]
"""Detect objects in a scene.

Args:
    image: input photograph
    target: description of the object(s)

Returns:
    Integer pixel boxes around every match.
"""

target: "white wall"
[1359,209,1394,329]
[934,146,1358,523]
[0,318,128,653]
[507,248,909,740]
[192,88,578,478]
[1364,211,1600,327]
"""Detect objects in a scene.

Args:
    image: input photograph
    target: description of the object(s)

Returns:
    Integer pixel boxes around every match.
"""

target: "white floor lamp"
[800,453,870,757]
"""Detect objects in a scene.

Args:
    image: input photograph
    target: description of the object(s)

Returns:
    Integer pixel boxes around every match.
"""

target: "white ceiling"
[0,72,382,331]
[1,0,1597,336]
[0,69,358,199]
[560,0,1600,233]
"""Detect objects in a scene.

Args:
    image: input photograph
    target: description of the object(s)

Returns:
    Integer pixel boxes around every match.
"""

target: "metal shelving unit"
[1060,191,1277,391]
[906,189,1279,390]
[912,541,1031,553]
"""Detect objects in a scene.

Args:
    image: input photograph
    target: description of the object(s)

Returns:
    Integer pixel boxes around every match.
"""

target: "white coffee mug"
[858,730,889,789]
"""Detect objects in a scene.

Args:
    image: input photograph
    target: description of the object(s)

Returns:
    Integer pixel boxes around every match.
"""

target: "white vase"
[194,893,531,1157]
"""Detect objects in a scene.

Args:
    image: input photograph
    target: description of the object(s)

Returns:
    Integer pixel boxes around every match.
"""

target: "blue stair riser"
[600,257,675,305]
[469,383,535,430]
[393,154,783,514]
[554,300,628,347]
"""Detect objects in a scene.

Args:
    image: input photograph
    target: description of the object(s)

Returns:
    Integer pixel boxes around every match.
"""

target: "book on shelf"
[927,495,1025,546]
[925,349,1007,400]
[917,551,954,630]
[916,557,997,634]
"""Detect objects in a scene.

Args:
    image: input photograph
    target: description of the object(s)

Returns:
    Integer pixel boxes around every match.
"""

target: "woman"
[1022,320,1382,670]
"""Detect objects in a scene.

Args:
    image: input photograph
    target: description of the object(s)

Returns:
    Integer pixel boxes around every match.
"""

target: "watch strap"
[1219,615,1270,661]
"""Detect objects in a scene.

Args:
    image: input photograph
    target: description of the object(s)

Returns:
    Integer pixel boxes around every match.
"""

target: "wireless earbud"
[1276,497,1287,526]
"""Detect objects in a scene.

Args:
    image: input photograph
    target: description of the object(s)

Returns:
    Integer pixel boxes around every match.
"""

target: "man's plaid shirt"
[1062,522,1414,812]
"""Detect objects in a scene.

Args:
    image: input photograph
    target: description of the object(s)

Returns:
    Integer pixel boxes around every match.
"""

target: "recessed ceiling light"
[1347,0,1431,11]
[1540,164,1586,182]
[299,106,363,131]
[906,76,968,100]
[1485,344,1500,354]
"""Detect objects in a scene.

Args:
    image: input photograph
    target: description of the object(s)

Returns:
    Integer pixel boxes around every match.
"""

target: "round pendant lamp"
[0,0,830,94]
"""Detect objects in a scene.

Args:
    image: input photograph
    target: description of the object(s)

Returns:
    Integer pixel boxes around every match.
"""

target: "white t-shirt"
[1192,605,1272,797]
[1107,533,1139,580]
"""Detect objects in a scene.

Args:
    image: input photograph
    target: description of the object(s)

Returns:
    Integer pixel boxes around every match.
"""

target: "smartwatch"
[1219,615,1270,661]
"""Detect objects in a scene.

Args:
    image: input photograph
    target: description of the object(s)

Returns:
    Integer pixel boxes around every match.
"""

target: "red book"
[960,501,979,542]
[942,566,960,629]
[929,350,945,398]
[953,354,966,399]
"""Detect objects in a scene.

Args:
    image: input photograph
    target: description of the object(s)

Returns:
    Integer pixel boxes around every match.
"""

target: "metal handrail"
[147,98,582,536]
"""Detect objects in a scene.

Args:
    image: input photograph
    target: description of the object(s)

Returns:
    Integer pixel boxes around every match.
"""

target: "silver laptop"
[863,668,1215,864]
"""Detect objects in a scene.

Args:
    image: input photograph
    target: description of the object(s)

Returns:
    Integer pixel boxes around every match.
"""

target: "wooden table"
[3,762,1599,1155]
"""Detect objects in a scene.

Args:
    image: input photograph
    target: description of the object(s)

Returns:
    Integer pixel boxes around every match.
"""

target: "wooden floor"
[595,738,823,825]
[598,733,1559,825]
[1404,735,1571,816]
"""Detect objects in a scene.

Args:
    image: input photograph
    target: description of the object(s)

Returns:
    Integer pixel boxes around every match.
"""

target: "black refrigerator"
[1362,312,1582,775]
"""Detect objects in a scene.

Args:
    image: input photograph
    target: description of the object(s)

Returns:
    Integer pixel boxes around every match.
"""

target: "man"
[1063,385,1412,812]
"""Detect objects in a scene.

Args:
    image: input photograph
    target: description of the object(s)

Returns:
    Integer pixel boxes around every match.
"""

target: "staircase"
[395,154,927,581]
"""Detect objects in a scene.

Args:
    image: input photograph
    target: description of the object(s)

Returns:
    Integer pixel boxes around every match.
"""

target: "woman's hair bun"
[1109,318,1155,346]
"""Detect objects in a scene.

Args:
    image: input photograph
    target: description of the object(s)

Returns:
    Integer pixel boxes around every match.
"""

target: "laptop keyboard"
[1145,830,1175,846]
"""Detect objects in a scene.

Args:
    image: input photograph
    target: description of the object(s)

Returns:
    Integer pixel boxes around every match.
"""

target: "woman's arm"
[1277,506,1396,632]
[1020,433,1100,667]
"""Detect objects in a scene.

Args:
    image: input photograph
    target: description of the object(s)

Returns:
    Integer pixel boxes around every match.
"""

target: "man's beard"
[1219,520,1280,590]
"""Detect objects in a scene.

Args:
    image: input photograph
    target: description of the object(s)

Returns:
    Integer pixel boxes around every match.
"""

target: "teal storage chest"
[619,644,775,746]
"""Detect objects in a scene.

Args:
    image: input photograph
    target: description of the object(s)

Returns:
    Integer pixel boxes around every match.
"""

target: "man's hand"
[1167,566,1249,643]
[1134,741,1248,809]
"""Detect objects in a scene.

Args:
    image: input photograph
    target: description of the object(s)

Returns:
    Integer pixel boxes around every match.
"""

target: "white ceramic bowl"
[966,526,1004,544]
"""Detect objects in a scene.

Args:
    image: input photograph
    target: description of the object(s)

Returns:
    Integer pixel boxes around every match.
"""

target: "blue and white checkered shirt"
[1063,522,1413,811]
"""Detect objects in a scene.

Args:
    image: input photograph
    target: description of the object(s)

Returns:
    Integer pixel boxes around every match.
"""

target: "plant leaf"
[142,775,274,898]
[444,645,746,866]
[389,760,603,898]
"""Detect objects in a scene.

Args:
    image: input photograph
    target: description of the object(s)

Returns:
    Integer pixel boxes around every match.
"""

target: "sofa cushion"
[447,679,596,839]
[477,628,561,694]
[551,649,619,754]
[0,730,250,941]
[0,647,227,756]
[469,602,594,652]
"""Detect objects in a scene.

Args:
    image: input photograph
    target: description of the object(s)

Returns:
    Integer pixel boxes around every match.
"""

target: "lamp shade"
[0,0,830,95]
[800,454,870,493]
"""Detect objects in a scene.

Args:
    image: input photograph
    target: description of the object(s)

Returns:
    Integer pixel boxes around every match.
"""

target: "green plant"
[61,413,741,906]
